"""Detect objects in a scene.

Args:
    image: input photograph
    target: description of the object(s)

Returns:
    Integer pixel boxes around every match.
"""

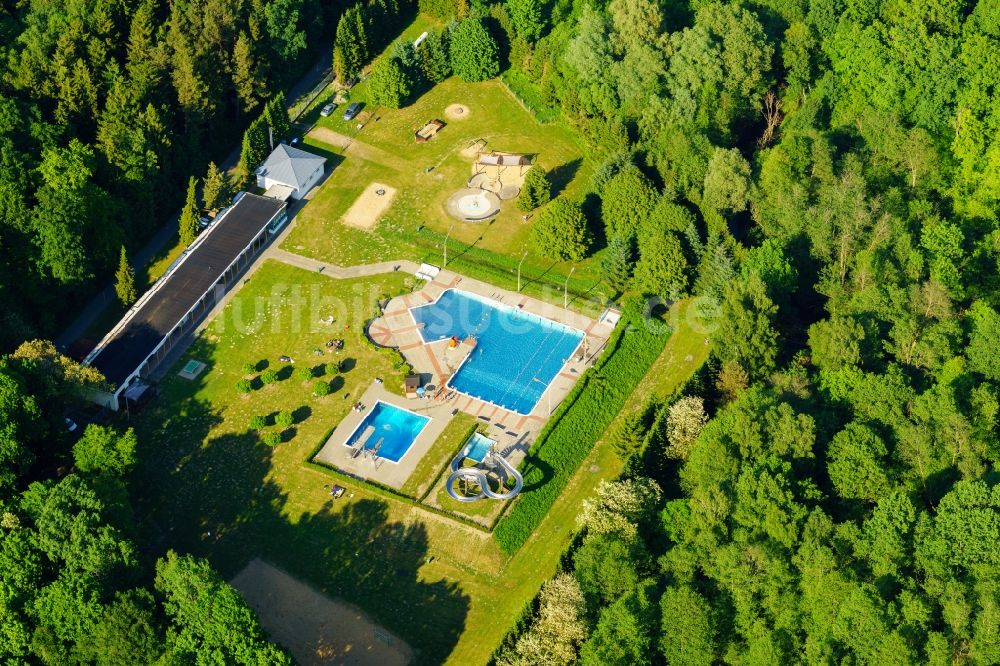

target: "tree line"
[0,341,290,661]
[477,0,1000,661]
[0,0,340,350]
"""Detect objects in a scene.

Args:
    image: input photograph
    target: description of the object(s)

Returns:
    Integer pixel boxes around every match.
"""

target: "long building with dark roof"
[84,192,288,410]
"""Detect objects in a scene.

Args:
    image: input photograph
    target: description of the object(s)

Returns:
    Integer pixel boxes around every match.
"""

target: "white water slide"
[445,452,523,502]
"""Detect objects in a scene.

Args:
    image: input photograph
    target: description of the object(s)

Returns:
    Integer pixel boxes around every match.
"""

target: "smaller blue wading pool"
[463,433,494,463]
[343,401,430,463]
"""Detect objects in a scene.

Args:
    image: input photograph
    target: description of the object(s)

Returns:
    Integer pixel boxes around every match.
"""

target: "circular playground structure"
[445,453,523,503]
[446,188,502,222]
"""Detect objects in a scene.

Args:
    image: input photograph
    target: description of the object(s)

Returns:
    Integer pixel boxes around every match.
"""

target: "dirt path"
[308,127,410,172]
[231,559,413,666]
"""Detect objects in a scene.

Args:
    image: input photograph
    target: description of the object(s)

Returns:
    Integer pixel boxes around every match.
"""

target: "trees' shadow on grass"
[276,364,295,381]
[133,339,472,664]
[292,405,312,424]
[339,357,356,372]
[251,499,470,664]
[549,158,582,199]
[329,375,345,393]
[518,457,554,493]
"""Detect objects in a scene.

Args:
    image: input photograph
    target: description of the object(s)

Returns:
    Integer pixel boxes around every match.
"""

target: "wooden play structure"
[473,151,531,178]
[415,119,445,142]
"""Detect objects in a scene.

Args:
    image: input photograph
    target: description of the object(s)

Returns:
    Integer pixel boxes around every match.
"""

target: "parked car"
[198,215,212,230]
[342,102,363,121]
[320,102,337,117]
[64,417,78,433]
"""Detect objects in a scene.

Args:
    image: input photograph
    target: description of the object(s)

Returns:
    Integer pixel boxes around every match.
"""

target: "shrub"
[248,415,266,430]
[324,361,340,376]
[313,381,331,397]
[260,369,278,385]
[517,165,551,212]
[368,56,412,109]
[450,18,500,82]
[275,411,294,428]
[493,316,668,554]
[530,199,592,261]
[262,432,281,447]
[296,367,313,381]
[241,362,256,375]
[235,379,252,394]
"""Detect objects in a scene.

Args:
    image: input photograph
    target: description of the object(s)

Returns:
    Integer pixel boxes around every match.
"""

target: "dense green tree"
[417,29,452,83]
[574,532,650,606]
[659,586,715,666]
[517,165,552,211]
[712,275,780,381]
[530,199,592,261]
[155,551,293,663]
[178,177,199,247]
[508,0,547,42]
[827,422,891,502]
[579,581,658,666]
[601,166,658,242]
[114,247,136,307]
[601,235,634,294]
[450,18,500,82]
[202,162,230,213]
[369,57,412,109]
[634,231,688,298]
[73,425,138,476]
[76,589,164,665]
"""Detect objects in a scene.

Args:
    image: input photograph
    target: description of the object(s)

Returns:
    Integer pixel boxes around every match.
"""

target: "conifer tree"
[114,247,136,306]
[178,177,199,246]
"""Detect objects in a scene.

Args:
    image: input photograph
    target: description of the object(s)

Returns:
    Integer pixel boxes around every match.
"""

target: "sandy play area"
[444,103,470,120]
[342,182,398,229]
[231,559,412,666]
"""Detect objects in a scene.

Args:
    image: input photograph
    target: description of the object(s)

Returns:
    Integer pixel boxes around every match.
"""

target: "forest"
[0,0,348,348]
[0,0,343,660]
[2,0,1000,659]
[482,0,1000,661]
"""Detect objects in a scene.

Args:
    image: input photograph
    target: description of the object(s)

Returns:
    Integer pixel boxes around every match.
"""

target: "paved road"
[56,48,333,351]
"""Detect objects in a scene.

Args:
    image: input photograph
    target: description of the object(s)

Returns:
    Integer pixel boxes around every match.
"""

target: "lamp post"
[563,265,575,309]
[443,223,455,268]
[517,250,528,292]
[532,376,551,415]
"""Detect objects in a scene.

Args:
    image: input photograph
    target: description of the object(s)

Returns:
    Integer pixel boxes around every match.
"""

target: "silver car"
[320,102,336,117]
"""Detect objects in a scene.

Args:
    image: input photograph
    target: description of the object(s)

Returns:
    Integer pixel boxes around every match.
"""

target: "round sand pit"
[446,188,501,221]
[445,104,470,120]
[498,185,521,201]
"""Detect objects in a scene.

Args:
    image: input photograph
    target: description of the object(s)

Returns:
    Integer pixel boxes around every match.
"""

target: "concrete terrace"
[313,384,453,489]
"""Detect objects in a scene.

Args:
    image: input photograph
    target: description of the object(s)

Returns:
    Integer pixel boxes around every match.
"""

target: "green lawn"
[126,19,707,662]
[399,411,478,499]
[129,258,706,663]
[284,73,610,316]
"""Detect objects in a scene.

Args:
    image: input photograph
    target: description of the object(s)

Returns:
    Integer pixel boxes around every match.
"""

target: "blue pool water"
[463,433,494,462]
[410,290,583,414]
[343,401,430,463]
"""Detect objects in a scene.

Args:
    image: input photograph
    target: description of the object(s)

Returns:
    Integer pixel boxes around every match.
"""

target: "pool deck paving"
[313,384,455,489]
[367,268,615,462]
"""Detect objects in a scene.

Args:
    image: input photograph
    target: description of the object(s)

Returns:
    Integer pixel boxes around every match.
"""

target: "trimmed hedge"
[492,317,669,555]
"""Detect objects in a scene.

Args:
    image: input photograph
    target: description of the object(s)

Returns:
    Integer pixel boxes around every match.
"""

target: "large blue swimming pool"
[410,290,583,414]
[343,401,430,463]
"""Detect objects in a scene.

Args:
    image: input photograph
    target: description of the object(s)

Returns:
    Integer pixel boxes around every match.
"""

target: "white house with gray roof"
[255,143,326,200]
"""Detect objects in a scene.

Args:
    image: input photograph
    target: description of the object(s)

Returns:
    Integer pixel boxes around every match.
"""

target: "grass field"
[284,70,610,315]
[129,257,708,664]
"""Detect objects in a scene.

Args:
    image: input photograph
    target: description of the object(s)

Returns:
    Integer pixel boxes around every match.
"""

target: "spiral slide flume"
[445,452,523,502]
